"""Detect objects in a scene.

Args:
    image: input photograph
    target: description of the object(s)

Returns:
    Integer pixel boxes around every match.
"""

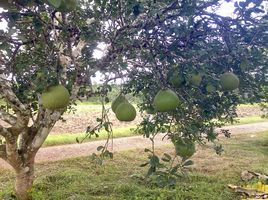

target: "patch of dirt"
[236,106,264,118]
[0,106,265,135]
[51,111,143,134]
[51,106,265,134]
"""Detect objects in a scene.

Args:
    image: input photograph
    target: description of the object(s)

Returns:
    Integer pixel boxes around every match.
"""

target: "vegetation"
[44,126,136,147]
[2,130,268,199]
[0,0,267,199]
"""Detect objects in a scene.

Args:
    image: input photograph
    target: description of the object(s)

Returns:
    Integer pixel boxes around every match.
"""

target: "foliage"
[0,0,267,198]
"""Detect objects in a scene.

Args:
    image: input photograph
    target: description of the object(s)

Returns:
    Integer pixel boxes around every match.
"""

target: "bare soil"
[236,106,264,118]
[50,106,265,134]
[50,111,143,134]
[0,105,264,134]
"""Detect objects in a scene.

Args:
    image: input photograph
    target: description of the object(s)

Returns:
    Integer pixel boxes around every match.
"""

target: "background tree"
[0,0,267,199]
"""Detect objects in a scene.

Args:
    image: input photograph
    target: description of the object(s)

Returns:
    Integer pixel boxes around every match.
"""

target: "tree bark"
[14,157,35,200]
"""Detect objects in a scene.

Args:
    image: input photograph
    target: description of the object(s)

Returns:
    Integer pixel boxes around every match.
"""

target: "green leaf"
[162,153,172,162]
[144,148,152,152]
[147,166,156,177]
[183,160,194,167]
[97,146,104,151]
[96,118,102,122]
[140,162,149,167]
[170,164,180,174]
[48,0,62,8]
[149,155,160,167]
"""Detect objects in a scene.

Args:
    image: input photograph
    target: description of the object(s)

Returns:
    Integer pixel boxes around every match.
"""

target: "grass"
[238,103,267,108]
[44,126,136,147]
[235,116,268,125]
[2,130,268,199]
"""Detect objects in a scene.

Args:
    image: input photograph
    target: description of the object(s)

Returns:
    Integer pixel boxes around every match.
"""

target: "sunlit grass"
[44,126,136,147]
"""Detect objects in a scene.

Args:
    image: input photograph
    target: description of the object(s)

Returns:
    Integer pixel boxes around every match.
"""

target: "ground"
[1,128,268,199]
[0,103,267,199]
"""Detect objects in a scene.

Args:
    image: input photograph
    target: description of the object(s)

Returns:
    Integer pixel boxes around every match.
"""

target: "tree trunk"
[14,158,35,200]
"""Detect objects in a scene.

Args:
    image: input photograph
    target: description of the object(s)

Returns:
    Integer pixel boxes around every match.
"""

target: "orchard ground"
[0,102,268,199]
[1,129,268,199]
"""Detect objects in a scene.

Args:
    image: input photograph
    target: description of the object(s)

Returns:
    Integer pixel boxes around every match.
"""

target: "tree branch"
[0,76,29,115]
[0,107,17,125]
[31,110,62,150]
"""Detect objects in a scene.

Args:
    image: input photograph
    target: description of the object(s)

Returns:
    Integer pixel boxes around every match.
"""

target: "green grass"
[3,130,268,199]
[235,116,268,125]
[44,126,137,147]
[238,103,267,108]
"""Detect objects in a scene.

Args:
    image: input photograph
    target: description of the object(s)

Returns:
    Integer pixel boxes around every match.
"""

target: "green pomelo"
[190,73,202,86]
[206,84,216,93]
[153,89,180,112]
[115,103,136,122]
[240,59,250,70]
[58,0,77,12]
[111,95,128,113]
[41,85,70,110]
[169,73,184,87]
[172,138,195,158]
[220,72,239,91]
[168,68,184,87]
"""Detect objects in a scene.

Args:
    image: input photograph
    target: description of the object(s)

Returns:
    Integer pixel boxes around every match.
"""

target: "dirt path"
[1,122,268,170]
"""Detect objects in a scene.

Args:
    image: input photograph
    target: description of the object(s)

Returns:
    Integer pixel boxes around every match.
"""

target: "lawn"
[1,130,268,199]
[44,126,136,147]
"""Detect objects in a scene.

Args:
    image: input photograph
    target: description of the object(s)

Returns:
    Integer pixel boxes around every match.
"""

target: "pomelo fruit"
[172,138,195,158]
[206,84,216,93]
[153,89,179,112]
[168,69,184,87]
[190,73,202,86]
[41,85,70,110]
[115,102,136,122]
[220,72,239,91]
[111,95,128,113]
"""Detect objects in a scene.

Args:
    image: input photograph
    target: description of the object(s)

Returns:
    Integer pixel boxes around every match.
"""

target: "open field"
[1,129,268,199]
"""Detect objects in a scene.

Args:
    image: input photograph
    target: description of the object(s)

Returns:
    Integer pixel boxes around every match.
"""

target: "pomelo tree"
[0,0,267,199]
